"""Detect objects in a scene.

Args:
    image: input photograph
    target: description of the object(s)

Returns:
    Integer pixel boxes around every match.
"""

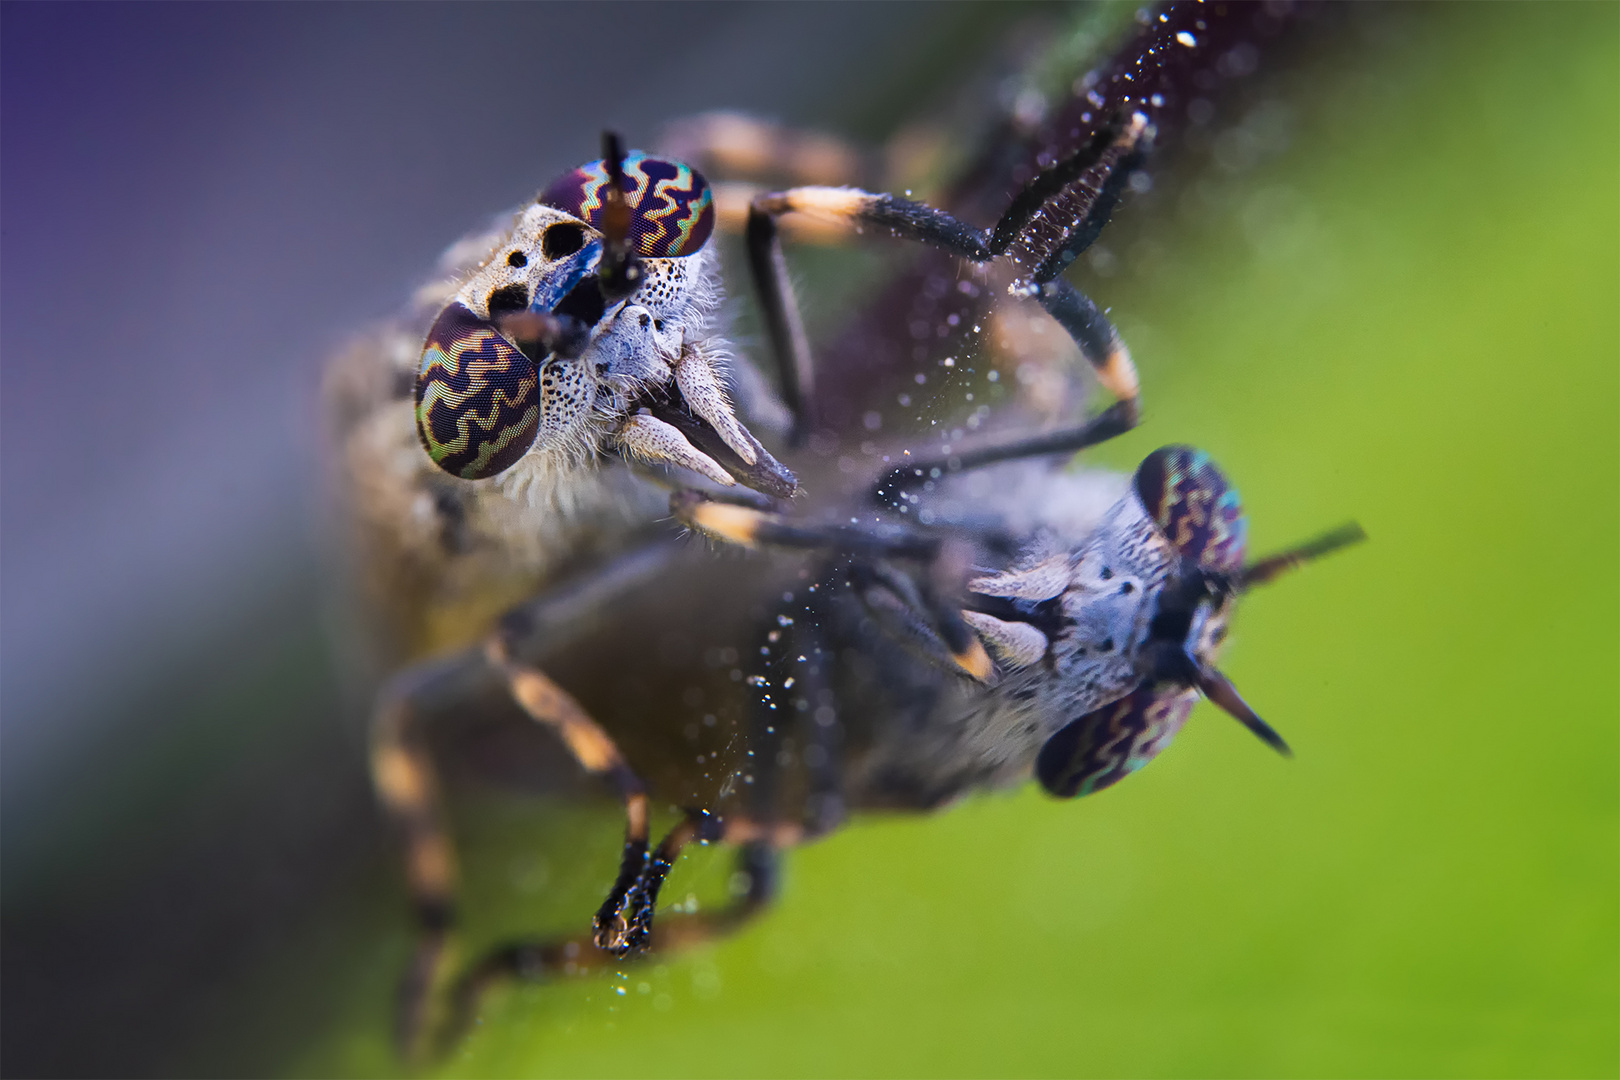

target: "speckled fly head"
[413,134,786,494]
[1025,447,1365,798]
[414,218,604,480]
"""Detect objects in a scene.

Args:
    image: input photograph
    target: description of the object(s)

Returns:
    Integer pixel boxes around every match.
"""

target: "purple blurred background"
[0,4,1011,1073]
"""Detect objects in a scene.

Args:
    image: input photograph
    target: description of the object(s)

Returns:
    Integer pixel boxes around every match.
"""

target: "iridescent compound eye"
[415,303,539,480]
[540,152,715,257]
[1035,684,1199,798]
[1133,446,1248,574]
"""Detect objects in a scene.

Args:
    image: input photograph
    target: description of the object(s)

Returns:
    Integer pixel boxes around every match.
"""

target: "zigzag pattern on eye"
[415,303,539,479]
[541,153,715,258]
[1135,447,1247,573]
[630,157,713,256]
[1066,685,1198,797]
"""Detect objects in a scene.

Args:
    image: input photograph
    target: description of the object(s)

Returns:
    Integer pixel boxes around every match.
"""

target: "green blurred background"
[5,3,1615,1077]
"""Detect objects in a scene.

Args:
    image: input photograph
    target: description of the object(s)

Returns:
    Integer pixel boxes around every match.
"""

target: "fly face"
[962,447,1242,724]
[414,144,792,495]
[327,138,802,673]
[964,491,1176,718]
[1021,447,1347,798]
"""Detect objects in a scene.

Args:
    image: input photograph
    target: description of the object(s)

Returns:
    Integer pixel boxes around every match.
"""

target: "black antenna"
[1240,523,1367,590]
[1160,646,1292,758]
[1192,662,1293,758]
[596,131,644,303]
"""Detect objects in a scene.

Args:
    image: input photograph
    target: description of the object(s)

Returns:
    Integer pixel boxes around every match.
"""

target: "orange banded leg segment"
[672,488,937,559]
[656,112,946,239]
[660,112,870,187]
[481,636,655,956]
[372,541,683,1060]
[1034,277,1140,409]
[748,112,1150,265]
[656,111,873,241]
[369,656,481,1059]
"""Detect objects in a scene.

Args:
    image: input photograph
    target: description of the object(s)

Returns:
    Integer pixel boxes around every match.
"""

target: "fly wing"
[1034,683,1198,798]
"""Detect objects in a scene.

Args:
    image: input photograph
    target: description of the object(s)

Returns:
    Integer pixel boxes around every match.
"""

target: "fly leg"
[671,488,943,561]
[671,490,994,684]
[369,540,677,1059]
[480,637,657,957]
[444,826,782,1058]
[370,655,484,1062]
[745,111,1151,442]
[429,578,842,1056]
[658,112,875,230]
[869,275,1142,509]
[661,111,870,182]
